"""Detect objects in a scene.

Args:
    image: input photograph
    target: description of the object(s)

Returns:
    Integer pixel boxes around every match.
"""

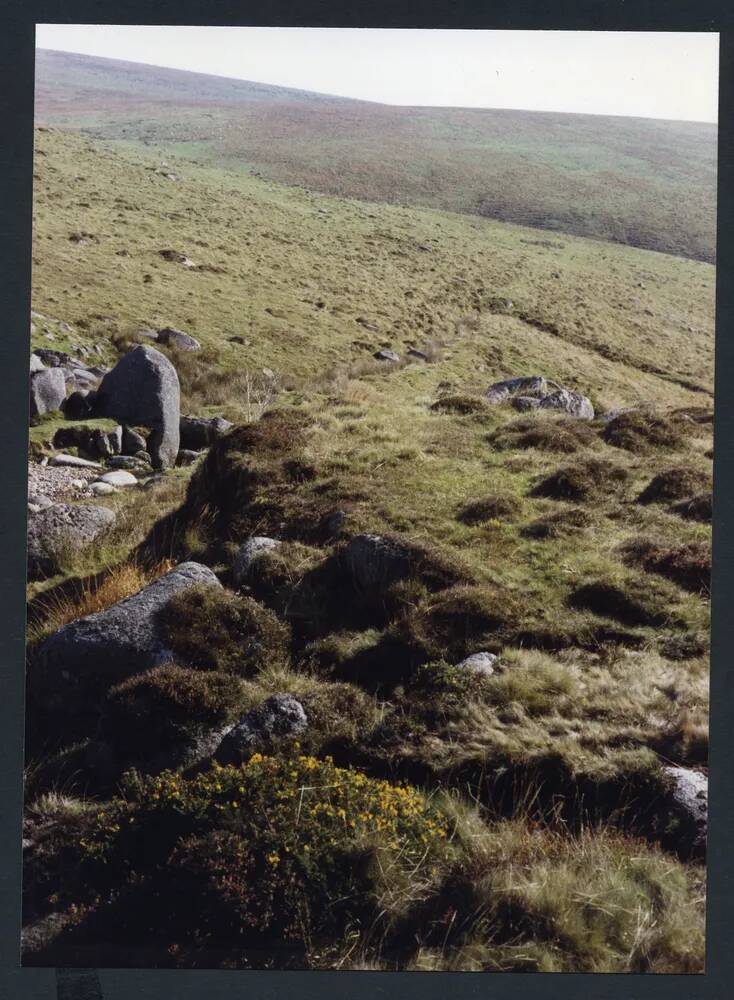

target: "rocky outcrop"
[486,375,552,404]
[94,345,180,469]
[457,651,498,676]
[486,375,594,418]
[35,562,222,692]
[156,327,201,351]
[539,388,594,419]
[27,503,116,578]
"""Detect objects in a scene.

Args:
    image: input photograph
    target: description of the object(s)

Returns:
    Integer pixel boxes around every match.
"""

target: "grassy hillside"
[35,49,718,263]
[24,126,713,971]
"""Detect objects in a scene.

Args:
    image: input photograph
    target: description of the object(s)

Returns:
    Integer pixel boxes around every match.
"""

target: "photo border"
[2,3,732,998]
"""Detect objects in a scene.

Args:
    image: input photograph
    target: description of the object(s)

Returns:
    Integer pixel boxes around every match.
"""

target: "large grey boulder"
[343,533,412,590]
[94,345,180,470]
[179,415,233,450]
[539,388,595,420]
[27,503,116,578]
[29,368,66,418]
[662,765,707,856]
[36,562,222,692]
[215,694,307,764]
[233,537,281,587]
[486,375,553,405]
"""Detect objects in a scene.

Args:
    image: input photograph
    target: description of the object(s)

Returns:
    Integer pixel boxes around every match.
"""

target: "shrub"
[457,494,522,525]
[601,409,688,453]
[78,756,451,951]
[637,468,710,505]
[161,585,291,675]
[530,459,628,502]
[490,414,596,453]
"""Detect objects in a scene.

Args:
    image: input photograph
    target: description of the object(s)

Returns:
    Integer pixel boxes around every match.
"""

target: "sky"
[36,25,719,123]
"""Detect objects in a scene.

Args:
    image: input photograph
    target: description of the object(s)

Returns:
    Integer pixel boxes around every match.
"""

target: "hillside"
[35,49,718,263]
[23,127,713,971]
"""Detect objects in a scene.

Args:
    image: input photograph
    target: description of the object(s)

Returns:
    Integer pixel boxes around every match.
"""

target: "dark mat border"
[1,3,732,999]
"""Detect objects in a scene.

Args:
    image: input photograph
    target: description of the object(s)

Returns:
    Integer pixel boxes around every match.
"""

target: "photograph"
[21,24,717,972]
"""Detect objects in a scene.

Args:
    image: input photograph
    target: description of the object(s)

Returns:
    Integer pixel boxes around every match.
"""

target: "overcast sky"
[36,25,719,123]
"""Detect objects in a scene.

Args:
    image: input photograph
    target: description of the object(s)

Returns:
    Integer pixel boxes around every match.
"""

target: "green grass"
[24,122,714,973]
[35,49,717,262]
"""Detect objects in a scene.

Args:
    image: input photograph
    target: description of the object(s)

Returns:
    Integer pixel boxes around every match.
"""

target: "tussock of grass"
[671,492,712,523]
[530,458,629,502]
[601,408,689,453]
[430,394,488,415]
[490,413,597,453]
[161,585,291,675]
[637,467,711,505]
[457,494,522,525]
[520,508,591,539]
[621,538,711,594]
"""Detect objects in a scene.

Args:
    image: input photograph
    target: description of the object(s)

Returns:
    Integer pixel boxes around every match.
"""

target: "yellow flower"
[267,852,280,866]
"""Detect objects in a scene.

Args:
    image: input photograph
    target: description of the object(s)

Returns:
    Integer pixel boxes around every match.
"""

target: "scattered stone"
[457,651,498,676]
[29,368,66,418]
[374,350,400,363]
[27,493,53,510]
[179,415,233,450]
[539,388,595,420]
[157,327,201,352]
[50,454,101,469]
[511,395,542,411]
[63,390,93,420]
[89,482,117,497]
[108,454,150,470]
[96,470,138,488]
[27,503,116,578]
[32,348,74,368]
[486,375,552,404]
[215,694,308,764]
[662,765,707,856]
[121,426,147,455]
[343,534,411,590]
[94,345,180,470]
[233,537,282,587]
[36,562,223,689]
[176,449,202,467]
[158,249,195,266]
[407,348,429,361]
[356,317,379,332]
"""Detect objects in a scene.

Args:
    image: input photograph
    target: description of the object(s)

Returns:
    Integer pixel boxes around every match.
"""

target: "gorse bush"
[77,755,451,950]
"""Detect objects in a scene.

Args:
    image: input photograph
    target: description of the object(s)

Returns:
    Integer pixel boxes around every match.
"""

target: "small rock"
[356,317,379,332]
[157,327,201,352]
[176,449,202,467]
[27,503,116,578]
[90,482,117,496]
[538,388,594,420]
[216,694,307,764]
[485,375,551,404]
[662,765,707,856]
[29,368,66,418]
[179,415,233,450]
[232,537,281,587]
[344,534,411,590]
[30,353,46,374]
[407,348,429,361]
[121,426,147,455]
[511,395,542,411]
[51,454,101,469]
[96,470,138,488]
[374,350,400,363]
[458,651,498,676]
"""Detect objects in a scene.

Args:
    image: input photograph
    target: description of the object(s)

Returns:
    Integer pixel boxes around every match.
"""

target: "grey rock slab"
[36,562,222,690]
[51,454,101,469]
[233,536,281,587]
[29,368,66,418]
[179,415,233,450]
[374,349,400,363]
[485,375,553,404]
[157,327,201,351]
[538,388,595,420]
[458,651,498,676]
[27,503,116,579]
[89,481,117,496]
[96,470,137,487]
[216,694,307,764]
[94,344,180,470]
